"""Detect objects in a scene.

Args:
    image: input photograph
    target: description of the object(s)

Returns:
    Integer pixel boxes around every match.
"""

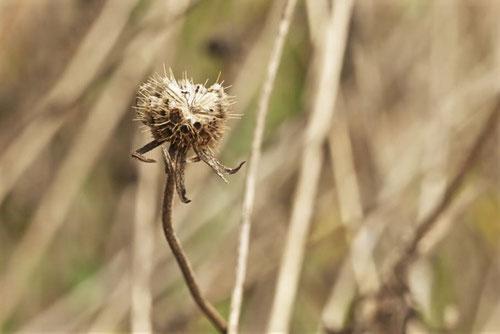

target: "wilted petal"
[218,160,245,175]
[194,147,245,183]
[132,139,164,163]
[194,147,228,182]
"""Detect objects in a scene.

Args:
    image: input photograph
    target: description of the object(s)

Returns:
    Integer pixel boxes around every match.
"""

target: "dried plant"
[133,70,244,202]
[228,0,298,332]
[341,104,500,334]
[4,2,500,333]
[132,70,244,333]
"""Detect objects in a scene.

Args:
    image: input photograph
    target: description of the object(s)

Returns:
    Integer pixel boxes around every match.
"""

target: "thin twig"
[227,0,299,333]
[161,148,227,333]
[267,0,354,332]
[393,101,500,283]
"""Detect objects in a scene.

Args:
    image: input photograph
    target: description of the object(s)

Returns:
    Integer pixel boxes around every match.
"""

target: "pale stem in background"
[322,63,500,334]
[20,121,302,332]
[267,0,354,332]
[320,209,389,332]
[304,0,328,46]
[131,133,161,334]
[328,115,364,230]
[476,6,500,331]
[0,22,178,327]
[5,1,500,333]
[86,273,131,333]
[410,0,458,318]
[393,103,500,282]
[228,0,298,333]
[0,0,140,206]
[18,4,294,328]
[321,108,378,330]
[328,98,379,295]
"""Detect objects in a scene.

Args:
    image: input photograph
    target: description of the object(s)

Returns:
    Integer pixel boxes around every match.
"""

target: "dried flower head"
[132,70,244,203]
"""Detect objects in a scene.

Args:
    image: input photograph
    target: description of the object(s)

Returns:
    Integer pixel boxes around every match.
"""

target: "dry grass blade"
[20,119,302,332]
[3,2,500,332]
[0,114,69,204]
[0,0,139,205]
[305,2,374,329]
[15,15,293,327]
[45,0,140,106]
[228,0,298,332]
[131,133,162,334]
[328,115,364,230]
[19,251,127,332]
[86,271,131,333]
[406,5,459,319]
[393,102,500,279]
[267,0,354,332]
[0,27,176,325]
[418,183,486,257]
[321,111,377,330]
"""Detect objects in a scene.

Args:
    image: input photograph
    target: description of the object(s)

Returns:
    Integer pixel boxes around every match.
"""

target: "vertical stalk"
[161,162,227,333]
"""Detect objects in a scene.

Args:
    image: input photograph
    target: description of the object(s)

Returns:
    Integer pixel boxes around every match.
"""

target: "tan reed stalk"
[0,23,177,327]
[267,0,354,332]
[392,103,500,282]
[131,133,161,334]
[227,0,299,332]
[0,0,139,205]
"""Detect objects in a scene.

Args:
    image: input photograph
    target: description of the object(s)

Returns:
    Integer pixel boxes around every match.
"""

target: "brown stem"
[393,102,500,280]
[161,161,227,333]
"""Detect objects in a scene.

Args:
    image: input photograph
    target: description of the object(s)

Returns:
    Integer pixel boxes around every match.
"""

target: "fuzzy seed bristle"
[135,71,233,151]
[132,69,245,201]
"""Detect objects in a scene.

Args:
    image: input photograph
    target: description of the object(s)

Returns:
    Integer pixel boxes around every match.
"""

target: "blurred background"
[0,0,499,333]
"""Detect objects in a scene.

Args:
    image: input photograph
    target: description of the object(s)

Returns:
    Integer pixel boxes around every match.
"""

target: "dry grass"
[1,0,499,333]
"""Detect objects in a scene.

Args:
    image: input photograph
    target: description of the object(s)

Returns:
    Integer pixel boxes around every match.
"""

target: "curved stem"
[161,167,227,333]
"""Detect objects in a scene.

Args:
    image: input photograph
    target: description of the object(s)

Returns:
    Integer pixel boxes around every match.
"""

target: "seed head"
[135,70,233,150]
[132,70,244,203]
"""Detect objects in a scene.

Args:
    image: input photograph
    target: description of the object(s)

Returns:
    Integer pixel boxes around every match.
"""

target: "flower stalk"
[132,70,244,333]
[160,147,227,333]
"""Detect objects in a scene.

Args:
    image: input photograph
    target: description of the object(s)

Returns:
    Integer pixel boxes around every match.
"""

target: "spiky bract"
[132,70,244,203]
[135,71,233,150]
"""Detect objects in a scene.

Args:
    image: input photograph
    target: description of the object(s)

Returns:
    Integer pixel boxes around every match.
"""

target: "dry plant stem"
[228,0,298,332]
[0,0,144,175]
[0,2,188,324]
[22,124,301,332]
[22,13,288,327]
[346,105,500,334]
[394,102,500,282]
[131,134,161,334]
[0,0,140,206]
[161,150,227,334]
[267,0,354,332]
